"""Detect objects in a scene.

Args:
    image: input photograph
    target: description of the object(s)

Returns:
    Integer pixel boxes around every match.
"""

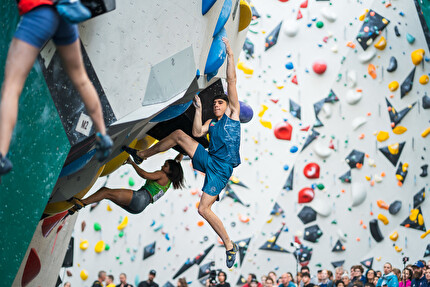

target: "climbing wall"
[64,0,430,286]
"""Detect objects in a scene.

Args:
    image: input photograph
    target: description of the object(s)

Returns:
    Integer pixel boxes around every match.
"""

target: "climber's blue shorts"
[14,5,79,49]
[192,144,233,196]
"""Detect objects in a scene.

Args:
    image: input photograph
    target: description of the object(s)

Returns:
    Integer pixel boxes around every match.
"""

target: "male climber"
[124,38,241,268]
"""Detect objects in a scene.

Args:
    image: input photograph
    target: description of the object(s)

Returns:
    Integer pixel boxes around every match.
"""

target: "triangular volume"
[143,241,156,260]
[283,167,294,191]
[221,184,248,206]
[265,22,283,51]
[290,99,301,120]
[386,98,416,128]
[303,225,323,243]
[325,90,339,103]
[424,244,430,257]
[360,257,374,269]
[62,237,74,268]
[345,149,365,169]
[163,282,175,287]
[339,170,352,183]
[236,238,251,266]
[313,99,325,128]
[259,225,289,252]
[271,202,284,215]
[331,260,345,268]
[297,206,317,224]
[332,240,345,252]
[243,37,255,59]
[293,244,313,266]
[423,94,430,109]
[41,211,68,238]
[378,142,405,167]
[356,10,390,50]
[395,161,408,183]
[400,67,416,98]
[251,4,261,19]
[400,206,426,232]
[195,244,215,265]
[198,261,214,279]
[301,129,320,152]
[413,187,425,208]
[173,258,195,279]
[237,275,247,285]
[229,175,249,188]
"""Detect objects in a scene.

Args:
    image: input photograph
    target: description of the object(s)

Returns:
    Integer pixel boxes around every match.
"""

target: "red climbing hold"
[298,187,315,203]
[300,0,308,8]
[297,10,303,20]
[22,248,41,287]
[41,211,68,238]
[270,98,279,104]
[303,162,320,179]
[312,60,327,74]
[292,75,298,85]
[274,122,293,140]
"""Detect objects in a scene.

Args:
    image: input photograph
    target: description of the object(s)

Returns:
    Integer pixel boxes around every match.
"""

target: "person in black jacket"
[91,271,106,287]
[138,270,159,287]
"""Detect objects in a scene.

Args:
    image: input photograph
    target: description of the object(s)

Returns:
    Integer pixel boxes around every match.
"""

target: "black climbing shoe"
[121,146,144,164]
[0,153,12,176]
[226,242,238,268]
[95,132,113,162]
[67,197,86,214]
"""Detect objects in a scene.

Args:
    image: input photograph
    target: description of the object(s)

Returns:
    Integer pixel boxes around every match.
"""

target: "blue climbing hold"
[59,149,96,177]
[239,101,254,123]
[205,27,227,79]
[213,0,232,36]
[285,62,294,70]
[290,146,298,153]
[202,0,217,15]
[150,101,193,122]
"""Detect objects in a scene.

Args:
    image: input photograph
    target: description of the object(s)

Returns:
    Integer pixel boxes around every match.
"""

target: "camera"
[402,257,409,264]
[209,270,218,286]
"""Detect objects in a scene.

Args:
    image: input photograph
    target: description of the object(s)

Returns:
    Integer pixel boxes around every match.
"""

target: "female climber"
[68,153,185,214]
[123,38,241,268]
[0,0,112,176]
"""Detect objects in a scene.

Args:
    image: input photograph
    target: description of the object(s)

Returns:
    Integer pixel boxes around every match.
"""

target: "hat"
[150,270,156,275]
[412,261,425,268]
[251,279,259,284]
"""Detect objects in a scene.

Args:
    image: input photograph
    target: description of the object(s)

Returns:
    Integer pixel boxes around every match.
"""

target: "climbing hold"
[129,177,135,187]
[351,183,366,207]
[321,7,337,22]
[298,187,315,203]
[379,142,405,166]
[359,50,376,63]
[283,20,299,37]
[105,244,110,251]
[204,28,227,80]
[310,198,331,217]
[300,0,308,8]
[259,118,272,129]
[386,98,416,127]
[22,248,41,287]
[81,221,86,232]
[143,242,156,260]
[213,0,232,36]
[95,240,105,253]
[374,36,387,50]
[389,231,398,241]
[274,122,293,140]
[238,0,252,32]
[202,0,217,15]
[419,75,429,85]
[339,170,351,184]
[420,164,428,177]
[107,204,112,211]
[406,33,415,44]
[239,214,250,223]
[94,222,101,231]
[80,269,89,281]
[239,101,254,123]
[243,37,254,59]
[421,230,430,239]
[332,240,345,252]
[303,163,320,179]
[376,131,389,142]
[377,200,389,210]
[117,216,128,230]
[312,60,327,74]
[285,62,294,70]
[297,9,303,20]
[401,207,426,231]
[197,220,205,226]
[368,64,377,79]
[304,225,323,243]
[388,200,402,215]
[346,89,363,105]
[422,127,430,138]
[395,245,402,252]
[298,206,317,224]
[313,142,332,159]
[392,126,407,135]
[316,21,324,29]
[377,214,389,225]
[413,188,425,208]
[258,104,268,117]
[387,56,398,72]
[401,67,416,98]
[347,70,357,88]
[411,49,425,65]
[388,81,399,92]
[369,219,384,242]
[345,150,365,169]
[265,21,282,51]
[356,10,390,50]
[395,162,409,183]
[237,61,254,75]
[80,240,89,250]
[352,117,367,130]
[290,146,298,153]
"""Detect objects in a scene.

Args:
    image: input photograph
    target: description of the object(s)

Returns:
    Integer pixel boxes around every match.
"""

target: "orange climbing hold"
[197,220,204,227]
[368,64,377,79]
[377,200,389,210]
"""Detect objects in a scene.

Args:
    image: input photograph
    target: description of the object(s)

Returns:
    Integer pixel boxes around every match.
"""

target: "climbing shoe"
[56,0,92,24]
[225,241,238,268]
[67,197,85,215]
[0,153,12,176]
[121,146,144,164]
[95,132,113,162]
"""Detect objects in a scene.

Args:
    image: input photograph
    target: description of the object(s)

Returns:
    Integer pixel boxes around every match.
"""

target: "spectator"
[335,268,345,282]
[251,279,260,287]
[352,282,363,287]
[296,273,303,286]
[301,266,318,286]
[425,269,430,285]
[217,271,230,287]
[364,283,374,287]
[317,271,323,284]
[376,263,398,287]
[411,261,426,287]
[266,277,275,287]
[336,282,345,287]
[177,278,187,287]
[372,277,379,286]
[262,276,268,286]
[352,266,366,284]
[319,270,333,287]
[117,273,133,287]
[138,270,158,287]
[376,272,382,278]
[328,271,334,283]
[400,268,413,287]
[64,283,71,287]
[279,273,296,287]
[342,272,352,287]
[107,275,115,287]
[244,274,263,287]
[393,269,401,282]
[366,270,376,284]
[92,271,106,287]
[269,272,278,285]
[303,273,315,287]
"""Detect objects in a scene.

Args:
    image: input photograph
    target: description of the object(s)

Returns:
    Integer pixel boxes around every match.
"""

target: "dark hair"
[218,271,227,280]
[336,281,345,287]
[364,283,375,287]
[166,159,185,189]
[213,93,229,103]
[266,277,274,284]
[352,282,364,287]
[404,267,413,280]
[249,274,257,280]
[301,266,310,272]
[108,275,114,281]
[98,271,106,278]
[302,273,311,278]
[355,266,364,273]
[178,277,188,287]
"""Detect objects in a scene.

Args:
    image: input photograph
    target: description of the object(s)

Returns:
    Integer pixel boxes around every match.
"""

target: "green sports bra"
[143,179,171,203]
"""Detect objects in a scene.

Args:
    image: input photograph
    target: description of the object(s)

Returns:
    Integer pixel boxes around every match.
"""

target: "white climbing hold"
[313,141,332,159]
[283,20,299,37]
[351,182,367,207]
[337,229,348,242]
[331,45,338,53]
[310,198,332,217]
[374,174,383,183]
[359,49,376,63]
[352,116,367,130]
[321,7,337,22]
[322,104,332,118]
[346,89,363,105]
[347,70,357,88]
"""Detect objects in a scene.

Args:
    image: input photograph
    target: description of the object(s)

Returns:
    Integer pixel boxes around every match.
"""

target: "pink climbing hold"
[298,187,315,203]
[300,0,308,8]
[312,60,327,74]
[297,10,303,20]
[22,248,41,287]
[274,122,293,140]
[303,162,320,179]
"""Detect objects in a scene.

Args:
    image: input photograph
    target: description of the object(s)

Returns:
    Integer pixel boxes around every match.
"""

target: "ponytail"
[166,159,185,189]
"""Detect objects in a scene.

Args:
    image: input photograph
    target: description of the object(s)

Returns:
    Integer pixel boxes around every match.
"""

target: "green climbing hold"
[129,177,135,186]
[316,21,324,28]
[331,220,337,224]
[316,183,325,190]
[119,230,124,238]
[105,244,110,251]
[94,222,101,231]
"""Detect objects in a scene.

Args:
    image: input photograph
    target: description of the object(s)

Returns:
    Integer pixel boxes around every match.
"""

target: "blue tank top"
[208,114,241,167]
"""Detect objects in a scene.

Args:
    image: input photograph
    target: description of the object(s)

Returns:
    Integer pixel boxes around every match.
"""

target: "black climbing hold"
[423,95,430,109]
[356,10,390,50]
[290,99,301,120]
[243,37,254,59]
[379,141,406,166]
[339,170,352,184]
[143,241,156,260]
[388,200,402,215]
[395,162,408,183]
[386,98,416,128]
[298,206,317,224]
[361,257,374,269]
[394,25,400,37]
[332,240,345,252]
[400,67,416,98]
[420,164,428,177]
[387,56,397,72]
[283,166,294,191]
[345,149,365,169]
[331,260,345,268]
[369,219,384,242]
[400,206,426,232]
[413,188,425,208]
[424,244,430,257]
[265,21,283,51]
[303,225,323,243]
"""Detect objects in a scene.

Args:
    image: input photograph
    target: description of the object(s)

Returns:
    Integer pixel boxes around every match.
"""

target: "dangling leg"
[81,187,133,207]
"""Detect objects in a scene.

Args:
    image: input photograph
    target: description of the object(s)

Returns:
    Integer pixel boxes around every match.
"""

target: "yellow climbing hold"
[389,231,398,241]
[259,118,272,129]
[402,163,409,172]
[388,81,399,92]
[95,240,105,253]
[258,105,268,117]
[418,214,424,226]
[409,209,419,221]
[237,61,254,75]
[79,239,89,250]
[107,204,112,211]
[378,213,389,225]
[396,174,404,182]
[238,0,252,32]
[117,216,128,230]
[388,143,399,154]
[421,230,430,239]
[80,269,89,280]
[392,126,407,135]
[394,245,402,252]
[382,18,389,25]
[411,49,425,65]
[376,131,389,142]
[421,127,430,138]
[419,75,429,85]
[266,216,273,223]
[359,9,369,21]
[374,36,387,50]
